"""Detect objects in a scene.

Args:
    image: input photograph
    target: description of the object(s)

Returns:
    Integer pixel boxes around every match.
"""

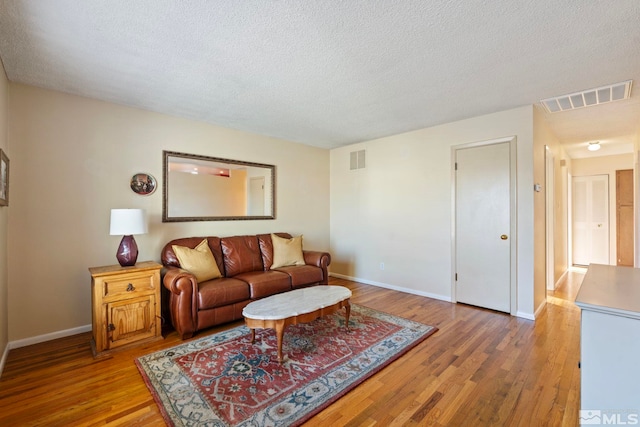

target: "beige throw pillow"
[172,239,222,282]
[271,233,306,269]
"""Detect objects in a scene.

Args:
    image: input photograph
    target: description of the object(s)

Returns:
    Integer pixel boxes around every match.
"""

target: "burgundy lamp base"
[116,235,139,267]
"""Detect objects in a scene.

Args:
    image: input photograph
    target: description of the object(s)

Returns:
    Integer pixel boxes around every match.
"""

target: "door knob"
[500,235,508,240]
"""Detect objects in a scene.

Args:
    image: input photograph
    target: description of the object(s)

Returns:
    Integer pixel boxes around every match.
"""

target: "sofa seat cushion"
[274,265,323,288]
[198,277,250,310]
[234,270,291,299]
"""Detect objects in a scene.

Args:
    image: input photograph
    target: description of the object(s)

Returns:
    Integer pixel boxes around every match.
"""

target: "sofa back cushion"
[161,237,224,275]
[221,235,264,277]
[257,232,292,270]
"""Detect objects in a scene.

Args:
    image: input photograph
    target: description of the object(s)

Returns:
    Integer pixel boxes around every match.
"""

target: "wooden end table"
[89,261,163,358]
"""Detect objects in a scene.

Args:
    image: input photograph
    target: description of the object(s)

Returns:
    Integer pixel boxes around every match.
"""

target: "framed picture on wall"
[0,149,9,206]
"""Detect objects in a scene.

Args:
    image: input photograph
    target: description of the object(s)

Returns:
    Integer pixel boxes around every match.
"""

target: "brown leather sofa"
[161,233,331,339]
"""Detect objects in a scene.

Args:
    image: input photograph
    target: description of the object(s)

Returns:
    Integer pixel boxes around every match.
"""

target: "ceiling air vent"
[540,80,632,113]
[350,150,366,170]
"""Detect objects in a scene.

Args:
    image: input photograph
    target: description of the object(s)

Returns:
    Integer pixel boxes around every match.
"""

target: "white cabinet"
[575,264,640,420]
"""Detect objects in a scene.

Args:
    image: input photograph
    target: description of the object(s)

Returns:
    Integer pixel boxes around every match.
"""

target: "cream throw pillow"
[172,239,222,282]
[271,233,306,269]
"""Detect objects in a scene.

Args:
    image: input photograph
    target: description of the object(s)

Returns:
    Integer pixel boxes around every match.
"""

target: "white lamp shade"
[110,209,148,235]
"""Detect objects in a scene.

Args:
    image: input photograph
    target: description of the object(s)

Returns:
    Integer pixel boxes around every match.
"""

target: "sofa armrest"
[303,250,331,268]
[163,266,196,294]
[303,250,331,285]
[162,266,198,339]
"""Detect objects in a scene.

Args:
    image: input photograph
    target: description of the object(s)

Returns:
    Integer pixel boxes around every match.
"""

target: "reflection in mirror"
[162,151,275,222]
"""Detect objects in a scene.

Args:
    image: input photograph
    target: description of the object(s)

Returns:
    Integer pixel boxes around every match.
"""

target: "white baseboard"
[516,303,543,321]
[557,269,569,286]
[329,272,452,303]
[537,302,546,317]
[0,342,9,377]
[548,269,569,291]
[8,324,92,350]
[330,273,544,321]
[515,311,535,320]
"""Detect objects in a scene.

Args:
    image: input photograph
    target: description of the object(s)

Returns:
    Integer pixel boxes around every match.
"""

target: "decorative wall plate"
[130,173,157,195]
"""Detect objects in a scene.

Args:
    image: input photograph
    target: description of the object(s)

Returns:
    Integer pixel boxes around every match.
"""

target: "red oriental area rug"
[136,304,437,426]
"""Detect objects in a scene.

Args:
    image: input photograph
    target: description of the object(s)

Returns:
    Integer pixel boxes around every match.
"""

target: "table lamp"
[110,208,148,266]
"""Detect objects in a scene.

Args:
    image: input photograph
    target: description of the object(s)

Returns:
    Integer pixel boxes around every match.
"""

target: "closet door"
[573,175,609,266]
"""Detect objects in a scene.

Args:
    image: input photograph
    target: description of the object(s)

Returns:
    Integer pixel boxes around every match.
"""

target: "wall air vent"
[540,80,632,113]
[350,150,366,170]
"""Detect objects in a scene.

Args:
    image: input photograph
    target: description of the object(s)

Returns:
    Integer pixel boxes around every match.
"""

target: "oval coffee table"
[242,285,352,363]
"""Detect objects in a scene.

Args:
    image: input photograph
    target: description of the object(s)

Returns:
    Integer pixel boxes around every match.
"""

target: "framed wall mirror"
[163,150,276,222]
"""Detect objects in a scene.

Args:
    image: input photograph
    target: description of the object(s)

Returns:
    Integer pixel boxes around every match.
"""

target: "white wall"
[7,83,330,343]
[330,106,538,318]
[571,153,634,266]
[169,170,247,217]
[531,110,546,313]
[554,146,571,281]
[0,60,9,366]
[532,108,562,310]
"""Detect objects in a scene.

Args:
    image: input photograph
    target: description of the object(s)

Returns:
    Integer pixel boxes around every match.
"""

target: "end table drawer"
[103,274,156,298]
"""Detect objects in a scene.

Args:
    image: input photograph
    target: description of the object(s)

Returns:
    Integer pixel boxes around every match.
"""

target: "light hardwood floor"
[0,273,584,426]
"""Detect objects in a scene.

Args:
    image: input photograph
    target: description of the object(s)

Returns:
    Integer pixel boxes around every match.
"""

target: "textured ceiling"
[0,0,639,153]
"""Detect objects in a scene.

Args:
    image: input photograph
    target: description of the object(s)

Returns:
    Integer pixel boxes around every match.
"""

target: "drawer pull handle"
[108,323,116,332]
[126,283,135,292]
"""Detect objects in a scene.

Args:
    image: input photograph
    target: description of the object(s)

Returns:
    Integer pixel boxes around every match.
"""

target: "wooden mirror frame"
[162,150,276,222]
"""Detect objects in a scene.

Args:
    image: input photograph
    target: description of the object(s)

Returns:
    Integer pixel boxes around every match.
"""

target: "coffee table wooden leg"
[250,328,256,344]
[345,300,351,330]
[275,319,286,364]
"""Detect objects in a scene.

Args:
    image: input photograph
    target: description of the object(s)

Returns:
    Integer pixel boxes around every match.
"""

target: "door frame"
[545,146,555,290]
[568,172,573,267]
[450,136,518,316]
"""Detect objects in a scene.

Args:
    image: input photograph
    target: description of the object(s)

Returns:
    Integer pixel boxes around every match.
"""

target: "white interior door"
[573,175,609,265]
[455,141,512,313]
[248,177,265,215]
